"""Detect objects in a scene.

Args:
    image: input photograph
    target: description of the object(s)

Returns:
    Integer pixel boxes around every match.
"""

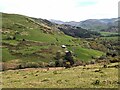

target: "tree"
[64,51,74,66]
[55,51,63,67]
[55,51,75,67]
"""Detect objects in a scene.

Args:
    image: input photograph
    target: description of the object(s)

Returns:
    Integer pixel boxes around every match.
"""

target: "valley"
[1,12,119,88]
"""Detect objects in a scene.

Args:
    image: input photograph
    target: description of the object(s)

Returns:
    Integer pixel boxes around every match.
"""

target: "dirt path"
[16,67,65,72]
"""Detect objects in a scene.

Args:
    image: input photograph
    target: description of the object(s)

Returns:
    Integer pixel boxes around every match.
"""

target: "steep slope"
[40,19,101,38]
[57,24,100,38]
[1,13,104,70]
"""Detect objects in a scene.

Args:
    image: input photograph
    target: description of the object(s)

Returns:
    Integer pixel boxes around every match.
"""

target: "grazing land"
[2,63,118,88]
[2,13,105,70]
[1,13,119,88]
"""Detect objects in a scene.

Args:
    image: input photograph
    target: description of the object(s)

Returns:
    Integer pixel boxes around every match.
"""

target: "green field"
[100,32,118,36]
[2,63,118,88]
[2,43,104,63]
[2,47,17,62]
[100,36,118,40]
[68,46,104,61]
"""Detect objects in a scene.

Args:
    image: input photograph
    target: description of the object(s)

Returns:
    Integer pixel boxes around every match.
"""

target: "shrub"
[103,64,107,68]
[27,62,40,68]
[99,55,106,60]
[49,61,55,67]
[17,64,24,69]
[22,39,25,41]
[74,60,83,66]
[6,36,13,40]
[55,60,59,67]
[90,60,95,64]
[58,59,64,67]
[20,62,40,68]
[65,62,71,68]
[94,80,100,85]
[109,57,120,63]
[92,80,100,85]
[55,51,64,67]
[64,51,74,66]
[13,36,16,40]
[38,62,48,68]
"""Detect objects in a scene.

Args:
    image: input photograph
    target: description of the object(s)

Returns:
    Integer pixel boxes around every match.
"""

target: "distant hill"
[49,19,65,25]
[49,18,118,31]
[49,19,79,26]
[79,18,118,31]
[57,24,100,38]
[35,19,100,38]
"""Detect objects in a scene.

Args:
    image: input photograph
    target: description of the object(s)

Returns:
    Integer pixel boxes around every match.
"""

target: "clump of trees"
[64,51,74,68]
[55,51,64,67]
[89,41,107,52]
[58,25,100,38]
[55,51,75,68]
[6,36,16,40]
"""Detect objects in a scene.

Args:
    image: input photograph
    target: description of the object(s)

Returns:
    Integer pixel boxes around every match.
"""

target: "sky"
[0,0,119,21]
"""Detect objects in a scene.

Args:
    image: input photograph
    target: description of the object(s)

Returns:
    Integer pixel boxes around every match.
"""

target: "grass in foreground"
[2,63,118,88]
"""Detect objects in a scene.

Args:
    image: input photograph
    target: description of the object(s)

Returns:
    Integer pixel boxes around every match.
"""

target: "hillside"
[57,24,100,38]
[100,26,118,33]
[38,19,101,38]
[79,18,118,31]
[1,13,119,89]
[1,13,104,70]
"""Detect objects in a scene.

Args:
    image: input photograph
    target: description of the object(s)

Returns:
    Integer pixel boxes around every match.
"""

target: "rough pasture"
[2,63,119,88]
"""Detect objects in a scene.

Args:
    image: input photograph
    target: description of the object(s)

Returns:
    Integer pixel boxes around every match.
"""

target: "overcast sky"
[0,0,119,21]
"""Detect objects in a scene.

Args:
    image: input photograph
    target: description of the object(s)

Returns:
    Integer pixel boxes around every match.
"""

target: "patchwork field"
[1,13,119,89]
[2,13,104,66]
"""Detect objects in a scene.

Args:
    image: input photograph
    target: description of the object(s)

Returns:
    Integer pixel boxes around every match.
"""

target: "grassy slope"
[100,32,118,36]
[2,63,118,88]
[2,47,17,62]
[2,13,104,63]
[68,46,104,61]
[100,36,118,40]
[2,13,74,44]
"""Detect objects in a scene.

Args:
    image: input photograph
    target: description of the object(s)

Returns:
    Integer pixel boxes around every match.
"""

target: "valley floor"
[1,63,119,88]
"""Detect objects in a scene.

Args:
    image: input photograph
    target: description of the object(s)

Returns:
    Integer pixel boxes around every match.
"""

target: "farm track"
[8,67,66,72]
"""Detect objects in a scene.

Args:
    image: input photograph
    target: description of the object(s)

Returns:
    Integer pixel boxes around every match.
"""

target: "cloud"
[0,0,119,21]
